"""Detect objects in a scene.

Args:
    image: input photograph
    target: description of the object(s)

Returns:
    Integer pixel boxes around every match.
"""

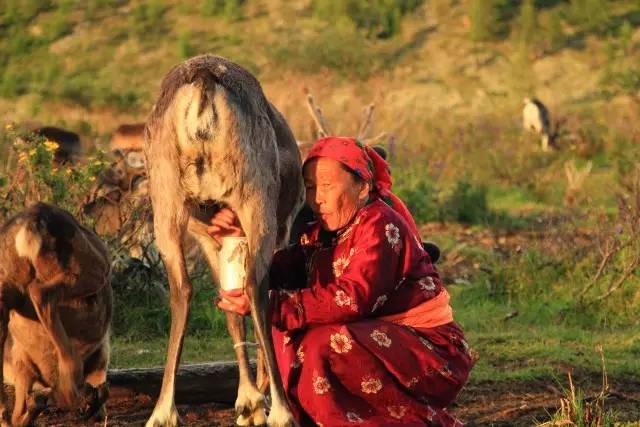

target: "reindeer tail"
[174,82,218,151]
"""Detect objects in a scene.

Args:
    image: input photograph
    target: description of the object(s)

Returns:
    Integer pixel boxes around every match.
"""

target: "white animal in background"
[523,97,552,151]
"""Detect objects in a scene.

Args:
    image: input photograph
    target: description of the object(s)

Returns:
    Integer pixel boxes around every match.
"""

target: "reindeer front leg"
[27,287,81,408]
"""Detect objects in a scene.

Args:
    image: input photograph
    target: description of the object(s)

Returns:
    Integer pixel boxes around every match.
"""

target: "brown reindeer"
[82,149,150,237]
[110,123,146,152]
[143,55,303,427]
[0,203,111,426]
[32,126,82,165]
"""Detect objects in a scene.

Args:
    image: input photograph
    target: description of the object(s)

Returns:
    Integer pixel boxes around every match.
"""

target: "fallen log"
[107,361,256,405]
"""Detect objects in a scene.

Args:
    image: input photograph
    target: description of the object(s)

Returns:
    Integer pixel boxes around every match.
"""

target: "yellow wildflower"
[18,152,28,163]
[4,123,12,130]
[28,148,37,157]
[43,140,60,152]
[65,168,72,176]
[89,176,96,181]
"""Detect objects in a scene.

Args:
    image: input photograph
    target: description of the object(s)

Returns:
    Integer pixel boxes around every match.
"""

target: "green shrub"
[177,31,195,60]
[201,0,244,20]
[311,0,423,39]
[518,0,537,48]
[130,0,167,39]
[545,10,566,52]
[441,179,490,224]
[0,0,52,27]
[44,1,74,42]
[566,0,610,34]
[85,0,122,21]
[469,0,508,41]
[0,130,108,217]
[270,17,376,79]
[393,170,439,223]
[0,61,31,97]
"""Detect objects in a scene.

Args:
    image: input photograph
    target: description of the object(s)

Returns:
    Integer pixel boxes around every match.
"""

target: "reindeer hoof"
[236,413,252,426]
[0,405,10,427]
[236,407,267,426]
[79,382,109,420]
[235,387,265,418]
[266,402,296,427]
[252,407,267,426]
[145,403,180,427]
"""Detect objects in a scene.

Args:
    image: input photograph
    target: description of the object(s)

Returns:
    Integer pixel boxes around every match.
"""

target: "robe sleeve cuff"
[271,290,306,331]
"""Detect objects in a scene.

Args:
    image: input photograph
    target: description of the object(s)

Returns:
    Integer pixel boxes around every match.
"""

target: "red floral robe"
[269,199,473,426]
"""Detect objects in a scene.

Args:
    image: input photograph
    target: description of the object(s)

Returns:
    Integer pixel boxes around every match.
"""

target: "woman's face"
[303,157,370,231]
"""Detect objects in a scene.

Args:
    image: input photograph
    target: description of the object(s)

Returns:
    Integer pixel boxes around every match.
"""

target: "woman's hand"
[207,207,245,244]
[216,289,251,315]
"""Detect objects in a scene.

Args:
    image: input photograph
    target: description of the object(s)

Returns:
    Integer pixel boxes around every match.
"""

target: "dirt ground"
[34,372,640,426]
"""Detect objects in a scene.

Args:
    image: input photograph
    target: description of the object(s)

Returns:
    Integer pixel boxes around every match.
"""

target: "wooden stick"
[305,93,331,137]
[357,104,375,140]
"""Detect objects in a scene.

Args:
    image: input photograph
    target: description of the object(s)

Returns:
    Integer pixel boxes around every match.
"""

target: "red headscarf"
[304,136,421,239]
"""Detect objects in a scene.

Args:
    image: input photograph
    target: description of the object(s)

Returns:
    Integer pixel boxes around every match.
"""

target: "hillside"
[1,0,638,141]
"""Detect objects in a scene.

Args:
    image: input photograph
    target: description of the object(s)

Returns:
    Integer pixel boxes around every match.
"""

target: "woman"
[209,136,473,426]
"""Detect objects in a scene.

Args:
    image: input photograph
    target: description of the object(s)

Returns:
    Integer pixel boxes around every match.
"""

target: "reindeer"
[523,97,553,151]
[32,126,82,165]
[82,148,149,236]
[143,55,303,427]
[0,203,111,426]
[110,123,146,153]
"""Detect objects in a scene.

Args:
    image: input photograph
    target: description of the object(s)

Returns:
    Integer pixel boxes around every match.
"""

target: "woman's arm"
[269,244,307,290]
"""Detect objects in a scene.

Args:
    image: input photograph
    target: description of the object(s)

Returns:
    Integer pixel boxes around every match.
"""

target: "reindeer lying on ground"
[144,55,303,427]
[82,148,148,236]
[110,123,146,153]
[0,203,112,426]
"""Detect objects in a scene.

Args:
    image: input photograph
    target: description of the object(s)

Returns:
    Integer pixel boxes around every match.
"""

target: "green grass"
[454,284,640,382]
[111,334,240,368]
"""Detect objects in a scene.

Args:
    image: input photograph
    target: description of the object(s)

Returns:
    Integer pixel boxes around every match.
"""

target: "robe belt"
[378,288,453,329]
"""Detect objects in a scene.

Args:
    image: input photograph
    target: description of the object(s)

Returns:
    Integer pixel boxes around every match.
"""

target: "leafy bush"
[441,179,491,224]
[393,170,439,223]
[177,31,195,60]
[311,0,423,39]
[84,0,123,21]
[201,0,244,20]
[269,18,376,79]
[0,62,30,97]
[130,0,167,39]
[544,9,567,52]
[0,128,107,217]
[518,0,537,48]
[566,0,610,34]
[469,0,509,41]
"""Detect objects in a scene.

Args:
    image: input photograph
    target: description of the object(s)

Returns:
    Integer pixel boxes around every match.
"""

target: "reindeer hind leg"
[236,205,295,427]
[191,233,266,426]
